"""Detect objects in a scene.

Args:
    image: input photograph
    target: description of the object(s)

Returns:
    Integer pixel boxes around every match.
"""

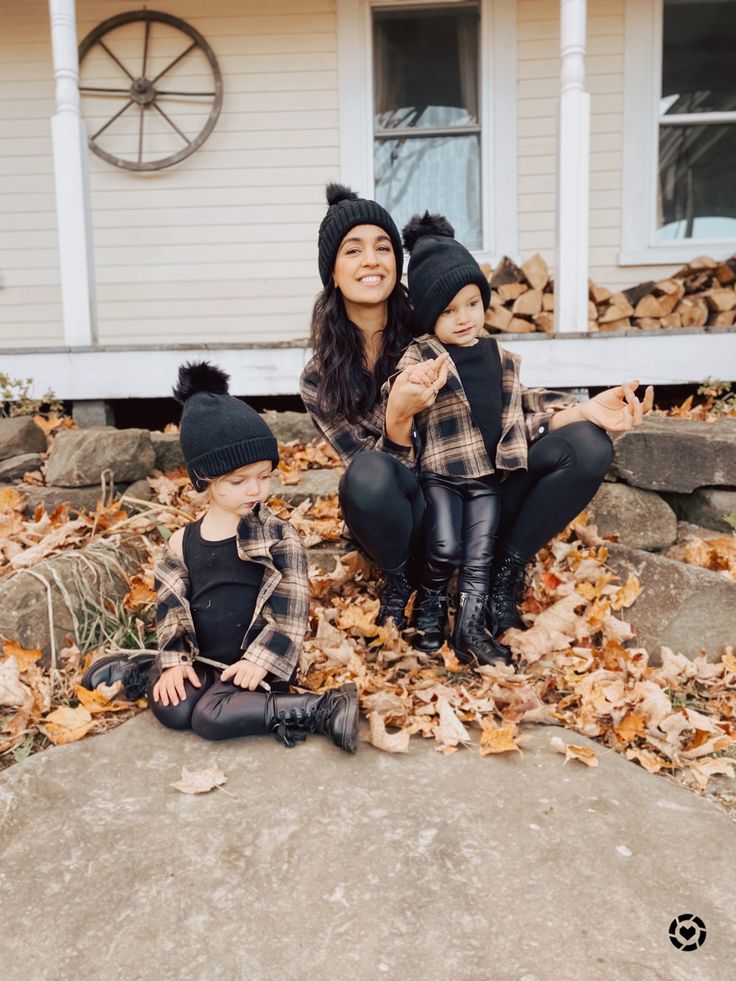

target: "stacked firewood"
[481,253,736,335]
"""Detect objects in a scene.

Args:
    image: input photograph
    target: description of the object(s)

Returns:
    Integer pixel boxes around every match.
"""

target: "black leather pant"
[421,472,503,592]
[149,663,294,741]
[338,421,613,569]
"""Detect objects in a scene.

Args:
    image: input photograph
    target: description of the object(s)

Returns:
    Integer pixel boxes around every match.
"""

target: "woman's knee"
[340,451,416,510]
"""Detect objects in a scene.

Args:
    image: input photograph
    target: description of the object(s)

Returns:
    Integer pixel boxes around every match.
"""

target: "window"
[336,0,517,261]
[372,4,482,249]
[621,0,736,264]
[657,0,736,241]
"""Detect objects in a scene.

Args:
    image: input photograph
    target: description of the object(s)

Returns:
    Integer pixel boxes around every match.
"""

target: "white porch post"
[49,0,97,345]
[555,0,590,333]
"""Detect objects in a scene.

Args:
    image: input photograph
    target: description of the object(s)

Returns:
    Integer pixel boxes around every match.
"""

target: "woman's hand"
[152,664,201,707]
[580,380,654,432]
[385,353,450,445]
[220,658,268,691]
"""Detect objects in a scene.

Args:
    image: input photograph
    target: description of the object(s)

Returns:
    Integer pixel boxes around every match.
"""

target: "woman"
[300,184,653,641]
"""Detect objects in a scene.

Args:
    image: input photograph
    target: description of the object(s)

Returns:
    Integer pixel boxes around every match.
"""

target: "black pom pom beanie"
[317,183,404,286]
[402,212,490,333]
[173,361,279,491]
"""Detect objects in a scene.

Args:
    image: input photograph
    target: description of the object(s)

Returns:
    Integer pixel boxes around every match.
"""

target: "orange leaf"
[614,711,646,744]
[479,721,523,756]
[0,487,26,512]
[74,684,138,715]
[550,735,599,767]
[41,705,93,745]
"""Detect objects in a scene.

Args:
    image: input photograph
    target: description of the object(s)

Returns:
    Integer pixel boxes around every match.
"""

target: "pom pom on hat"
[402,212,456,253]
[173,361,230,404]
[325,182,359,206]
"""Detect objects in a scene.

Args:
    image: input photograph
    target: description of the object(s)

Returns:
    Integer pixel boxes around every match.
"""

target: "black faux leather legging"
[421,472,503,592]
[338,421,613,571]
[148,663,293,741]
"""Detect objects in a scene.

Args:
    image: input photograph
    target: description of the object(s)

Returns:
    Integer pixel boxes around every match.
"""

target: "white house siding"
[0,2,62,348]
[517,0,681,291]
[0,0,338,350]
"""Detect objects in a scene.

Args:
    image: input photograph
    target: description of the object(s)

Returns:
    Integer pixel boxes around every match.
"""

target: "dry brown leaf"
[433,698,471,751]
[0,656,33,709]
[171,765,228,795]
[367,712,410,753]
[550,735,599,766]
[41,705,93,745]
[74,684,139,715]
[479,720,523,756]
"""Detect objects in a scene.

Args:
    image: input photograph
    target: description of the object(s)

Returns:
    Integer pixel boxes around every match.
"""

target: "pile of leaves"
[661,379,736,422]
[1,437,735,816]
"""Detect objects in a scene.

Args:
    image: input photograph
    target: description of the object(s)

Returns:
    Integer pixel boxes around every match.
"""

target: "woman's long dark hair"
[309,282,415,424]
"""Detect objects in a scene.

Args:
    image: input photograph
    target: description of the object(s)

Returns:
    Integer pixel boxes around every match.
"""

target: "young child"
[393,214,574,667]
[82,361,359,753]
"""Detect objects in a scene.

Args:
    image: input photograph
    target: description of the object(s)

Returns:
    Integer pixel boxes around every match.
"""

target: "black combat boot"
[267,682,360,754]
[452,592,513,667]
[411,587,448,653]
[489,549,528,635]
[375,565,414,630]
[80,652,156,700]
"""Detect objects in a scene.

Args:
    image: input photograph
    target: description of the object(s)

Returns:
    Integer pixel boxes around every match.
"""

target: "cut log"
[608,293,636,316]
[490,256,524,289]
[533,312,555,334]
[660,312,682,329]
[598,317,631,332]
[521,253,549,290]
[622,280,656,308]
[588,300,598,320]
[712,310,736,327]
[588,320,600,333]
[507,316,536,333]
[714,262,736,286]
[498,282,528,302]
[704,288,736,313]
[479,262,493,280]
[484,304,513,332]
[634,317,661,330]
[688,255,719,270]
[599,301,634,324]
[512,288,543,316]
[653,282,685,315]
[589,282,612,304]
[634,294,668,318]
[676,297,709,327]
[683,271,713,294]
[542,292,555,311]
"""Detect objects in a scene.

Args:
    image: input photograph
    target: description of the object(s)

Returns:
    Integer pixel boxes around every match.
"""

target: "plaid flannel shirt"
[300,357,415,468]
[154,503,309,680]
[386,334,577,478]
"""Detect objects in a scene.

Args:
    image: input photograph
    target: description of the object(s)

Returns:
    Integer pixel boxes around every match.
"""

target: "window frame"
[336,0,517,263]
[620,0,736,265]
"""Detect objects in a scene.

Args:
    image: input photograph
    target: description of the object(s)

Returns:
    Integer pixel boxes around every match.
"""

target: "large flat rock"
[588,481,677,550]
[45,428,156,487]
[1,713,734,980]
[610,417,736,493]
[606,543,736,660]
[0,417,46,461]
[664,486,736,534]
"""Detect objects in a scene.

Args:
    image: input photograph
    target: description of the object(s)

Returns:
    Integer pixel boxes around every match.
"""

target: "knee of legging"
[340,451,408,510]
[149,695,194,732]
[190,696,230,741]
[426,537,462,571]
[572,421,614,479]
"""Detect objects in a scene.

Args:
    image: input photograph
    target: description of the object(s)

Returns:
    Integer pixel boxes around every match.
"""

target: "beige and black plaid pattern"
[300,358,413,467]
[387,334,576,478]
[154,503,309,681]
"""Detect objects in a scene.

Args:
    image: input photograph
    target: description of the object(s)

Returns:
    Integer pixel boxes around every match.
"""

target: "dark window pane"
[374,6,479,130]
[657,123,736,239]
[662,0,736,114]
[375,135,482,250]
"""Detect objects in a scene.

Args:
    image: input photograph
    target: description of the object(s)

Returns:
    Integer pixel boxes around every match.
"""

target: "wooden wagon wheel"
[78,10,222,171]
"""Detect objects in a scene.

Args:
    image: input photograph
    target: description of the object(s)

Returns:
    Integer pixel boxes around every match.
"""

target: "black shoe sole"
[337,682,360,754]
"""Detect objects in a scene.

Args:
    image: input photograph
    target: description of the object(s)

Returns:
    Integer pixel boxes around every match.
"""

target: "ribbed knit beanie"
[317,183,404,286]
[173,361,279,491]
[402,213,490,333]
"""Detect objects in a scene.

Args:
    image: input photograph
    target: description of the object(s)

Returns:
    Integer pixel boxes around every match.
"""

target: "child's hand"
[153,664,201,706]
[220,658,268,690]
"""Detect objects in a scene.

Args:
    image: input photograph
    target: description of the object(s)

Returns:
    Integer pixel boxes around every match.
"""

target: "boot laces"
[414,591,446,630]
[273,708,310,748]
[378,571,413,622]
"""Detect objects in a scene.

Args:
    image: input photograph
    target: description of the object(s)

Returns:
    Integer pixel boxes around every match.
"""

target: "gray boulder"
[0,453,44,482]
[663,486,736,535]
[587,482,677,550]
[606,543,736,661]
[610,416,736,492]
[261,410,320,445]
[271,468,341,505]
[46,428,156,487]
[0,417,47,461]
[151,431,185,472]
[0,482,125,517]
[0,536,147,664]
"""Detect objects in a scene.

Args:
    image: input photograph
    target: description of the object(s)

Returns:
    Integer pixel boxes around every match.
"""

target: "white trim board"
[3,332,734,400]
[336,0,518,263]
[620,0,736,266]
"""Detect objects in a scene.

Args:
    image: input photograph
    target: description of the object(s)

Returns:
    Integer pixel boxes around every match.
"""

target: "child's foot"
[80,653,156,700]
